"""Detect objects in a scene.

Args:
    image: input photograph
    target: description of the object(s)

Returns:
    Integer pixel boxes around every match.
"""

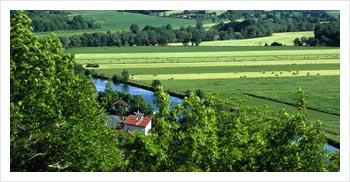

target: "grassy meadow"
[67,34,340,144]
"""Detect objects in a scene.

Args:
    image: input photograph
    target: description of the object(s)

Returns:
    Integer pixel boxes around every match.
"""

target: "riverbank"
[90,73,186,99]
[129,80,340,149]
[91,74,339,150]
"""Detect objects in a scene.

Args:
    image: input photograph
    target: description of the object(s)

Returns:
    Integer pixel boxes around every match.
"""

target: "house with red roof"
[123,111,152,135]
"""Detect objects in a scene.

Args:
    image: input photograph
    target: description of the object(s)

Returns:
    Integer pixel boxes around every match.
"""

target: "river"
[92,78,339,151]
[93,78,182,111]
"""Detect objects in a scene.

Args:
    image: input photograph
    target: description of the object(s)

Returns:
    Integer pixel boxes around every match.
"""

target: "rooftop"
[124,114,152,128]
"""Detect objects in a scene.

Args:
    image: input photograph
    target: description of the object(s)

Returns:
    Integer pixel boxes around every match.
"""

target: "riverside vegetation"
[10,10,340,172]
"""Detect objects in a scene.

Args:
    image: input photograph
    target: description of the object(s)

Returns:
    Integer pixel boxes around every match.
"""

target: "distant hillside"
[35,10,196,37]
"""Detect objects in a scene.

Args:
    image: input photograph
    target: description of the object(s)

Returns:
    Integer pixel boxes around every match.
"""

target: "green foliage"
[97,82,153,116]
[120,87,339,171]
[85,63,99,68]
[195,88,205,99]
[121,69,129,83]
[314,21,340,46]
[112,74,121,83]
[25,10,100,32]
[11,10,340,172]
[270,42,283,46]
[151,79,162,89]
[10,11,125,171]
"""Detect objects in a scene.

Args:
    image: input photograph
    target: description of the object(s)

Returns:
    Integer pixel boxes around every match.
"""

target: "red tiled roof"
[124,115,151,128]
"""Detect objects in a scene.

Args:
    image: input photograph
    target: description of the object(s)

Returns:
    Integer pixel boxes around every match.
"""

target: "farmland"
[70,45,340,144]
[169,31,315,46]
[34,10,196,37]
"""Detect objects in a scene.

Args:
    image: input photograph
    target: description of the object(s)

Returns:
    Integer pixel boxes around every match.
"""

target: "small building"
[123,112,152,135]
[107,115,123,129]
[110,99,130,116]
[111,99,129,110]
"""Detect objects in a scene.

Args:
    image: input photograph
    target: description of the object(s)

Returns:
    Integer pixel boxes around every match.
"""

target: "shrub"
[86,63,99,68]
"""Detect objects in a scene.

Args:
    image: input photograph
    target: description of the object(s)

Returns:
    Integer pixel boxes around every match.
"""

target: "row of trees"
[215,10,338,40]
[293,20,339,47]
[11,10,340,172]
[25,10,101,32]
[60,17,339,48]
[60,22,208,48]
[293,37,318,46]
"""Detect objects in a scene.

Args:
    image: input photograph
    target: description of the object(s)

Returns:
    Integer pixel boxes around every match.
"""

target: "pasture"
[71,45,340,144]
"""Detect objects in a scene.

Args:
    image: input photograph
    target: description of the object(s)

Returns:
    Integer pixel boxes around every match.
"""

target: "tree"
[314,21,340,46]
[151,79,162,89]
[112,74,121,83]
[171,93,219,171]
[121,69,129,83]
[270,42,283,46]
[195,88,205,99]
[10,11,125,172]
[294,37,302,46]
[130,24,139,34]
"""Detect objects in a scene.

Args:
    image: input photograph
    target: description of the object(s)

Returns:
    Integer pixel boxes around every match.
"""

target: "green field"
[70,45,340,144]
[169,32,314,46]
[35,11,196,37]
[66,45,338,54]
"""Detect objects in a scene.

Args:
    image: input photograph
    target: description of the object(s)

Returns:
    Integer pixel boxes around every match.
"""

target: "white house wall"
[124,121,152,135]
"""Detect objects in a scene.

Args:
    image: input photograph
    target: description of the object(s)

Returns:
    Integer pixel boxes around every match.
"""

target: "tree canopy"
[10,10,124,171]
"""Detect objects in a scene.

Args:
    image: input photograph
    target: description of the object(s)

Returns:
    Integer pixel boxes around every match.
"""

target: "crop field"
[72,46,340,144]
[76,49,337,59]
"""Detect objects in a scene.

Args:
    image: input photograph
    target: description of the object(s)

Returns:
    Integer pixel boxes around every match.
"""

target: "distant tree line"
[215,10,337,40]
[59,22,208,48]
[314,20,340,46]
[56,10,339,48]
[25,10,101,32]
[293,20,339,47]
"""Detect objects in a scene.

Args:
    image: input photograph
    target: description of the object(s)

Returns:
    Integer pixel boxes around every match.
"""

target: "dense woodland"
[11,10,340,172]
[24,10,101,32]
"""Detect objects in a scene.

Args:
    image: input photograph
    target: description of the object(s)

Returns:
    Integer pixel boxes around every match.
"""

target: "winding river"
[92,78,339,151]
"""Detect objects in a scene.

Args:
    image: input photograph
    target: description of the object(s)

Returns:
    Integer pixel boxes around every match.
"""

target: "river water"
[92,78,339,151]
[93,78,182,111]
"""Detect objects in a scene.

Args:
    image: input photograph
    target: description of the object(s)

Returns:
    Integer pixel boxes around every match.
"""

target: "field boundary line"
[131,70,340,80]
[94,60,339,69]
[243,92,340,116]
